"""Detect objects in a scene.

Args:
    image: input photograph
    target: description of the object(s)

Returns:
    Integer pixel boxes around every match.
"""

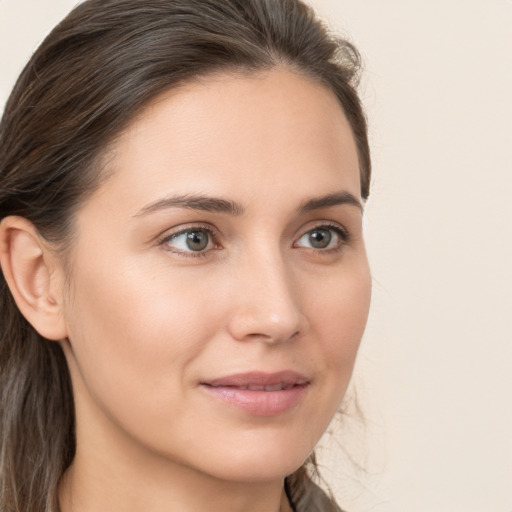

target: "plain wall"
[1,1,511,511]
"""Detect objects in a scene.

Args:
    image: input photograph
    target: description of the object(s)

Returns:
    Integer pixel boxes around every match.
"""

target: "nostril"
[229,313,305,344]
[246,330,299,341]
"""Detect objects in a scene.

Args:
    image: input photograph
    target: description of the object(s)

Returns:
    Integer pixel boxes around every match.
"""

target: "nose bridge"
[227,240,306,343]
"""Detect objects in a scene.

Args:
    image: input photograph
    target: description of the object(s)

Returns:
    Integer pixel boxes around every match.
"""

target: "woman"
[0,1,371,511]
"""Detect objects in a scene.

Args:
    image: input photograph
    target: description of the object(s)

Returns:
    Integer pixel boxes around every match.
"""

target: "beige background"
[1,1,511,511]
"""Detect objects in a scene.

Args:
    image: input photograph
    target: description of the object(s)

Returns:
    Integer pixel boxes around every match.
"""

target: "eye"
[295,225,348,251]
[160,227,215,256]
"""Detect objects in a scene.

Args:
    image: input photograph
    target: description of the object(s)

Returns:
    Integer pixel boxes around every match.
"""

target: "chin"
[209,457,306,484]
[187,430,314,483]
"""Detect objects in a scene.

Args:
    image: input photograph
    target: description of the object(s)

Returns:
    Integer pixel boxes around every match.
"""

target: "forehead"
[90,68,361,213]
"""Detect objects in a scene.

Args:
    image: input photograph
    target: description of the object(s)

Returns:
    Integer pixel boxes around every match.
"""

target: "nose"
[226,250,308,344]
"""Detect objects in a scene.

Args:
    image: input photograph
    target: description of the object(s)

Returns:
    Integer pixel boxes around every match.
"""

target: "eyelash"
[157,223,219,259]
[294,223,350,252]
[157,223,350,258]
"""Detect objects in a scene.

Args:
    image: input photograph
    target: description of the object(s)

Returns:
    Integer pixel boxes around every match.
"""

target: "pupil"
[309,229,331,249]
[186,231,208,251]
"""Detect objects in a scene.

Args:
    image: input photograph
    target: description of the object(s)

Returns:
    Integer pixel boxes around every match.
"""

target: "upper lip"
[201,371,310,388]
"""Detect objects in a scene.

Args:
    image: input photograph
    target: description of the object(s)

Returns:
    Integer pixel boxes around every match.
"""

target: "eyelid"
[156,222,221,257]
[296,221,350,240]
[293,222,350,250]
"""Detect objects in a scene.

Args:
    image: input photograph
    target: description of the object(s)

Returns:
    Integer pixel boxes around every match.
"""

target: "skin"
[37,68,370,512]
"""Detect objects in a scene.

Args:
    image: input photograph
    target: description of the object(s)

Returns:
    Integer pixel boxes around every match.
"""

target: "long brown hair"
[0,1,371,510]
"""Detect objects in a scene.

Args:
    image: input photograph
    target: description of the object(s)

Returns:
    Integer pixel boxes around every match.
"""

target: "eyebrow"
[134,190,362,218]
[134,193,244,217]
[298,191,363,213]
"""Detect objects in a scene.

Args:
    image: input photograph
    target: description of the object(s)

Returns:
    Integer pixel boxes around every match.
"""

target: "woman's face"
[59,68,371,482]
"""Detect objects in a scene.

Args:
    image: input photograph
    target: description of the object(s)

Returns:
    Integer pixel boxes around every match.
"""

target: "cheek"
[66,252,215,351]
[62,255,220,419]
[283,263,371,451]
[310,264,371,378]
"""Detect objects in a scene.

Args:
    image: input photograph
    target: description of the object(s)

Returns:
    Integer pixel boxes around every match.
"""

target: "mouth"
[209,382,300,391]
[200,371,311,416]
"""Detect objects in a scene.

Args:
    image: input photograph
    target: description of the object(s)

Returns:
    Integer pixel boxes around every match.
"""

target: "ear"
[0,216,68,341]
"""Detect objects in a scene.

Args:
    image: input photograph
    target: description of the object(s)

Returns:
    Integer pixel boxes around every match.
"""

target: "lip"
[200,371,310,416]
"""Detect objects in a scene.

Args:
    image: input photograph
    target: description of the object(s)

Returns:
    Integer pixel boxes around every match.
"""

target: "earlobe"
[0,216,68,341]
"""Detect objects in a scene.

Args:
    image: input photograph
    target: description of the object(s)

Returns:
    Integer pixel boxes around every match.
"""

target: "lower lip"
[200,384,309,416]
